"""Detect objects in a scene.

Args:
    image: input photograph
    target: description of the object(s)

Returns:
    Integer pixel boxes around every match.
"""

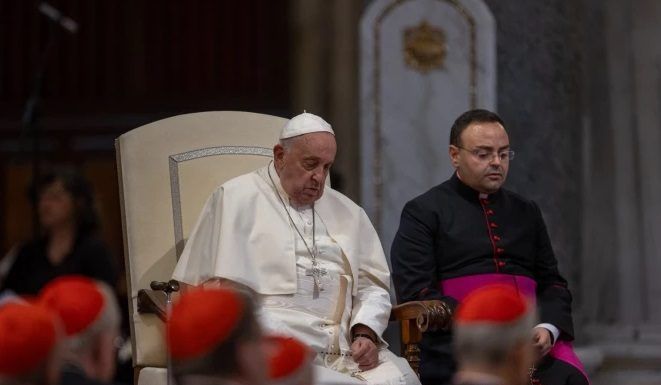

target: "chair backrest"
[116,111,285,368]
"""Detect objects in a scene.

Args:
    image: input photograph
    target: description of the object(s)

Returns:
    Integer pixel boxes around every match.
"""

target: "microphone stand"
[20,7,73,237]
[21,22,56,237]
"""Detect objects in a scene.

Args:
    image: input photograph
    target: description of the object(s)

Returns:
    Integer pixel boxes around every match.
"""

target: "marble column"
[289,0,363,201]
[578,0,661,380]
[581,0,661,335]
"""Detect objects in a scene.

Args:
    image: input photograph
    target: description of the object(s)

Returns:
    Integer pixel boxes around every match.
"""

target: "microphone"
[38,2,78,34]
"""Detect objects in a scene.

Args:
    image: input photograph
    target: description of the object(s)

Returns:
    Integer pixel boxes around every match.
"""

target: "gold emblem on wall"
[403,21,446,73]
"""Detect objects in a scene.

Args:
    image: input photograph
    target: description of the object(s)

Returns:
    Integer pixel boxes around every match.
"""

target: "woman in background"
[1,168,117,295]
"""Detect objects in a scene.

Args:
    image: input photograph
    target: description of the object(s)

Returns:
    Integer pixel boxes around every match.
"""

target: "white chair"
[116,111,285,385]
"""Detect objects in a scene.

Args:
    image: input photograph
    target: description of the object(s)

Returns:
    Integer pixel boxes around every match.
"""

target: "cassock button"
[493,235,501,241]
[487,209,495,215]
[498,261,506,267]
[496,247,505,254]
[490,222,498,228]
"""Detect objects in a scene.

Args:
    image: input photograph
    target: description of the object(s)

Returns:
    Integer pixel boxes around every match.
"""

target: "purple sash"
[440,274,589,382]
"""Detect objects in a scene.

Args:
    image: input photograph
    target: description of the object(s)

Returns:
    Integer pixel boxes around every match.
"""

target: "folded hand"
[532,327,553,358]
[351,337,379,371]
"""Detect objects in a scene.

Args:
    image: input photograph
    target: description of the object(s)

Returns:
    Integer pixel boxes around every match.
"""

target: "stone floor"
[591,371,661,385]
[578,343,661,385]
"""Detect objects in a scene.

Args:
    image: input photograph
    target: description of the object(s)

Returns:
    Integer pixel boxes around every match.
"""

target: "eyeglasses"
[456,146,515,162]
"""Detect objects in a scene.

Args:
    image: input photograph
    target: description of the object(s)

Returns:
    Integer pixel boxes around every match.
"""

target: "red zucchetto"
[167,288,245,360]
[38,275,104,336]
[455,284,529,324]
[0,302,59,376]
[267,335,312,380]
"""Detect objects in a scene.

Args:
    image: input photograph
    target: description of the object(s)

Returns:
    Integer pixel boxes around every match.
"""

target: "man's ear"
[449,145,460,168]
[273,144,285,167]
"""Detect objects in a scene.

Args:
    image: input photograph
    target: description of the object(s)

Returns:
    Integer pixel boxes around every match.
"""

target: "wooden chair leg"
[400,318,423,375]
[403,343,421,375]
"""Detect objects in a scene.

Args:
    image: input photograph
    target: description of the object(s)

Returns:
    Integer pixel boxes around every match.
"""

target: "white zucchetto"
[279,112,334,139]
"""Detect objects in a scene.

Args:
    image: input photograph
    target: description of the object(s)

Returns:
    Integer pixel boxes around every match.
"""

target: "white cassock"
[173,162,420,385]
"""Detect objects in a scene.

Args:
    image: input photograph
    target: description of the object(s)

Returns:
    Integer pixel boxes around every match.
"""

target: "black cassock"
[391,173,588,385]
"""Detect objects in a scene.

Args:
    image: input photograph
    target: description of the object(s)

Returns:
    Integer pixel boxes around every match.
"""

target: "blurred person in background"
[0,168,117,295]
[168,287,269,385]
[38,275,122,385]
[452,285,536,385]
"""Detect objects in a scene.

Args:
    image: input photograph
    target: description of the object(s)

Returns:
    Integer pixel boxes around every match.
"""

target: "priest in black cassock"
[390,109,589,385]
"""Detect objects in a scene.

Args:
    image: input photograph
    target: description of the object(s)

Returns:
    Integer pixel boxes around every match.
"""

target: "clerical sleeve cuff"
[349,320,387,347]
[536,323,560,345]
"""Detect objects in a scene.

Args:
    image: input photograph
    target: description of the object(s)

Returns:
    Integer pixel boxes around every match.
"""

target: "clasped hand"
[532,327,553,358]
[351,336,379,371]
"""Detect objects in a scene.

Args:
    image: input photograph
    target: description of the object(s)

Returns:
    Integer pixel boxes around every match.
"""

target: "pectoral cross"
[306,262,328,299]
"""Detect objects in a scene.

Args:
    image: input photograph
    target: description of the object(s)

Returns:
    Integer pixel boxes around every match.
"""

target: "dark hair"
[30,167,100,237]
[449,109,506,146]
[173,294,261,382]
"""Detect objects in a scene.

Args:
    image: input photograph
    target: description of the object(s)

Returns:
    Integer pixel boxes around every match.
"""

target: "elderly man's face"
[449,121,510,194]
[274,132,336,207]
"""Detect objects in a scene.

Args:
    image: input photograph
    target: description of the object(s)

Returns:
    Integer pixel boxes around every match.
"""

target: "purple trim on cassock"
[440,273,537,300]
[440,273,589,383]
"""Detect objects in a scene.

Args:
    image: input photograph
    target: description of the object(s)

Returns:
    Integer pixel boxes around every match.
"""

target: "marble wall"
[360,0,496,264]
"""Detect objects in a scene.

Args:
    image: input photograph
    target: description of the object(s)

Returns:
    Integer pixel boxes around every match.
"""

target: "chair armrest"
[391,300,443,345]
[391,300,453,375]
[391,300,442,321]
[137,289,167,322]
[392,299,453,333]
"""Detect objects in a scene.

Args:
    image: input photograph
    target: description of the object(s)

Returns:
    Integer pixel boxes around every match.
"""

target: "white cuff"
[535,323,560,345]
